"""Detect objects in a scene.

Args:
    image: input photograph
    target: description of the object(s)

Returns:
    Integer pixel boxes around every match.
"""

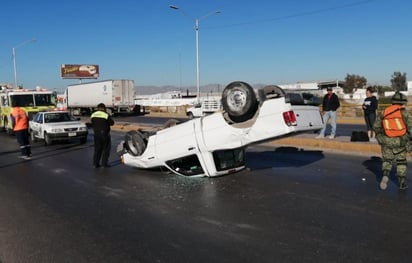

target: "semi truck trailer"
[65,79,136,115]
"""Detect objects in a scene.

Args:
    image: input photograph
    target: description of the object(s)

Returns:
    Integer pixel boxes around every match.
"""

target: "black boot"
[398,177,408,190]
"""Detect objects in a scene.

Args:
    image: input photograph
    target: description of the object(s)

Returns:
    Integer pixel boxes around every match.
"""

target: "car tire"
[258,85,285,102]
[124,131,147,156]
[222,81,258,123]
[44,133,52,145]
[80,137,87,144]
[187,112,194,119]
[3,119,13,135]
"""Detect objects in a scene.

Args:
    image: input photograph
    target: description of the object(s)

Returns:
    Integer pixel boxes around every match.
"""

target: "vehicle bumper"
[47,131,88,140]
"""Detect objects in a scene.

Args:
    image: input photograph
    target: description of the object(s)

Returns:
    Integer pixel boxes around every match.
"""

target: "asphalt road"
[0,130,411,263]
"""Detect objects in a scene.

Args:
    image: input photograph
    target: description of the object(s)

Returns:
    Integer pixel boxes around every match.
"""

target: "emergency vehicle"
[0,86,56,134]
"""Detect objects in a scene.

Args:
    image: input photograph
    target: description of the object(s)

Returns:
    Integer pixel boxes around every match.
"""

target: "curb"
[263,136,381,156]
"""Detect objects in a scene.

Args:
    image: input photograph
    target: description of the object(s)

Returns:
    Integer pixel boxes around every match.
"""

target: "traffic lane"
[1,132,412,262]
[245,145,412,262]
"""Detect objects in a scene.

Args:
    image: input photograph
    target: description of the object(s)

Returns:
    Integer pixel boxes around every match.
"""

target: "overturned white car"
[117,81,323,177]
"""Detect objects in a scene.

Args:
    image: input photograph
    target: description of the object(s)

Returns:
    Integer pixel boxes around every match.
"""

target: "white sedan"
[118,81,323,177]
[29,111,88,145]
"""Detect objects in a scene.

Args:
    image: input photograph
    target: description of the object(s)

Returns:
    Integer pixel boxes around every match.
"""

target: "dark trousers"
[15,129,31,156]
[364,112,376,131]
[93,131,111,166]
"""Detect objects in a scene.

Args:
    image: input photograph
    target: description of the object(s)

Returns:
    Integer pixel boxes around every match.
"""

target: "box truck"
[65,79,137,115]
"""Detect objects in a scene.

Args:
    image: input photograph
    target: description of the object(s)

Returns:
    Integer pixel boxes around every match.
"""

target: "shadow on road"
[246,146,324,170]
[362,156,403,187]
[0,143,92,169]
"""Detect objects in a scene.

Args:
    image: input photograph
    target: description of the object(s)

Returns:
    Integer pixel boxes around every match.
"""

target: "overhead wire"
[204,0,378,29]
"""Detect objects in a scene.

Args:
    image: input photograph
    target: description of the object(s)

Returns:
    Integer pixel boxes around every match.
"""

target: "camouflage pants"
[381,146,407,179]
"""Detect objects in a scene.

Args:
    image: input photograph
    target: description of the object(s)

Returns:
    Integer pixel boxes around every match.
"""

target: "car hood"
[45,121,86,127]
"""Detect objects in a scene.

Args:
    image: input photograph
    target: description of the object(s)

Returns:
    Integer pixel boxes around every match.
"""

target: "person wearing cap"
[316,87,340,139]
[373,91,412,191]
[90,103,114,168]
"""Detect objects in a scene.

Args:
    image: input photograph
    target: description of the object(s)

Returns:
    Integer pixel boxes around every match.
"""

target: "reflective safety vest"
[382,105,407,137]
[11,107,29,131]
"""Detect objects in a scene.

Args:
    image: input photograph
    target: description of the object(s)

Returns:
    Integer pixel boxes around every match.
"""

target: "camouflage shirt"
[373,106,412,148]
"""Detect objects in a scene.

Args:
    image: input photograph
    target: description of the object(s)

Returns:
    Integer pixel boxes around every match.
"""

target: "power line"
[205,0,377,29]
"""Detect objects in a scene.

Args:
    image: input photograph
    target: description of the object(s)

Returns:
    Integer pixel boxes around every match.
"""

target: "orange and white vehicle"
[0,86,56,134]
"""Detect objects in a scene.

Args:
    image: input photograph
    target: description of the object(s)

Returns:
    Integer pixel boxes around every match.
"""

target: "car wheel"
[0,118,5,132]
[222,81,258,122]
[30,131,37,142]
[124,131,147,156]
[187,112,194,119]
[44,133,52,145]
[80,137,87,144]
[3,119,13,135]
[258,85,286,102]
[6,127,13,135]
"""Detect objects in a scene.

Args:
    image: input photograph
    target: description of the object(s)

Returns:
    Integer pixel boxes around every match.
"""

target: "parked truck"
[65,79,136,116]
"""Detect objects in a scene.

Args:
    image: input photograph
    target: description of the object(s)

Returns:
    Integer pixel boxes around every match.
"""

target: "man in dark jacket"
[90,103,114,168]
[316,87,340,139]
[373,91,412,190]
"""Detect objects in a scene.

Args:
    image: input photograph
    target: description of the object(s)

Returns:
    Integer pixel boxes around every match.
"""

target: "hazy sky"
[0,0,410,91]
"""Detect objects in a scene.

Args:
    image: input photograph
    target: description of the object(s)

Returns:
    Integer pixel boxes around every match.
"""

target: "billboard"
[60,64,99,79]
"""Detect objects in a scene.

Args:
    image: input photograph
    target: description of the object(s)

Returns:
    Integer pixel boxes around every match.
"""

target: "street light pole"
[195,18,200,100]
[12,38,36,89]
[169,5,220,102]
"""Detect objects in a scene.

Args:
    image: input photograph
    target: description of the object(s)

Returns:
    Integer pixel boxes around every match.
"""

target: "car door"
[31,113,43,138]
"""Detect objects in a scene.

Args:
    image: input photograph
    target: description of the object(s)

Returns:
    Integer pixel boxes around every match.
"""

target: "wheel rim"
[227,88,247,111]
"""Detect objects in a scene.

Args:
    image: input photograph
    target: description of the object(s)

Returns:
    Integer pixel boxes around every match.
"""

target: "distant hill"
[135,83,267,95]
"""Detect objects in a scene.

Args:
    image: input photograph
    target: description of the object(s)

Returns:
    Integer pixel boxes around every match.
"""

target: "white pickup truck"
[186,99,222,118]
[29,111,88,145]
[117,81,323,177]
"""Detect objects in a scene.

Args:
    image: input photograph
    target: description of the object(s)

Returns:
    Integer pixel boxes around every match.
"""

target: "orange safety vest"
[382,105,407,137]
[11,107,29,131]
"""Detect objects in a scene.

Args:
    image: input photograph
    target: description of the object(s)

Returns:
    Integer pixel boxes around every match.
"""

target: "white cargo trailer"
[65,79,136,115]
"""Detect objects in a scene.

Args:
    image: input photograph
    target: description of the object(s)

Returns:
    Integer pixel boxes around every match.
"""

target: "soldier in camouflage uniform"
[373,91,412,190]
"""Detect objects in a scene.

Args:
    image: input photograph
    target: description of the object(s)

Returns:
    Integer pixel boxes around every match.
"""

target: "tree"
[375,85,392,96]
[390,71,407,91]
[344,74,367,93]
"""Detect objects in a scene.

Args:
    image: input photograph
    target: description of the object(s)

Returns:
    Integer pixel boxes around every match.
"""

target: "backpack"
[350,131,369,142]
[382,105,407,137]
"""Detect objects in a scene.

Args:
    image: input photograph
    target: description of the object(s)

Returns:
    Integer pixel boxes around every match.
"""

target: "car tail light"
[283,111,297,126]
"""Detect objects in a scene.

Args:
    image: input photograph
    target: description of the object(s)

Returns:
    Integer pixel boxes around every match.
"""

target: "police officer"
[11,102,32,159]
[374,91,412,190]
[90,103,114,168]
